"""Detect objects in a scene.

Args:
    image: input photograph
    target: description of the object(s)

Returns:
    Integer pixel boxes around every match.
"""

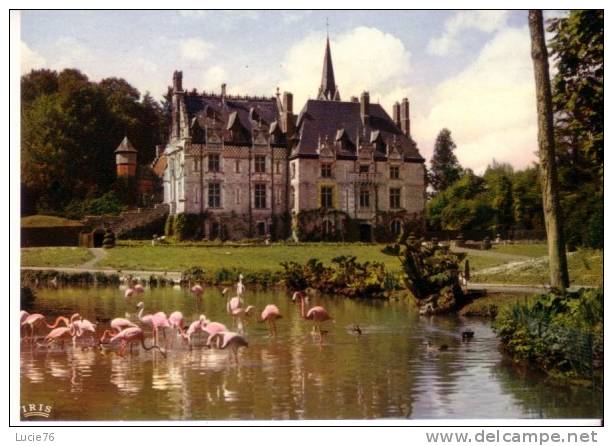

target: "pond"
[20,287,603,421]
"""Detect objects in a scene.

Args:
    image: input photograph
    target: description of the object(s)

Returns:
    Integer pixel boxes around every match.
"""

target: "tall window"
[359,188,370,208]
[359,164,370,174]
[321,163,333,178]
[235,159,241,173]
[255,184,267,209]
[389,188,401,209]
[390,165,399,179]
[208,154,220,172]
[321,186,333,208]
[255,156,266,173]
[208,183,221,208]
[291,163,296,179]
[275,161,281,174]
[235,188,241,204]
[193,158,200,172]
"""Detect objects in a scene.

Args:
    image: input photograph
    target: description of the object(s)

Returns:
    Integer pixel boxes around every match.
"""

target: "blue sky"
[19,10,566,172]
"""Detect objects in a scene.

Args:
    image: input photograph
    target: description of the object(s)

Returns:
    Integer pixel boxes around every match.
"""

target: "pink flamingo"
[181,315,207,346]
[110,317,138,333]
[259,305,282,336]
[202,321,228,347]
[38,324,80,350]
[20,311,30,337]
[99,318,137,344]
[136,302,170,346]
[208,331,248,364]
[124,288,135,299]
[168,311,186,346]
[133,283,145,294]
[21,313,78,343]
[292,291,332,335]
[73,319,97,347]
[226,295,254,334]
[191,284,204,297]
[110,327,166,357]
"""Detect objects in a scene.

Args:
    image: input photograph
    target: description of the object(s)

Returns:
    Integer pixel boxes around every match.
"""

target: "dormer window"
[390,166,399,179]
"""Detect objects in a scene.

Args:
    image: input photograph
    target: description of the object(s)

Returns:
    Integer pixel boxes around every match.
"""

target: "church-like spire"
[317,36,340,101]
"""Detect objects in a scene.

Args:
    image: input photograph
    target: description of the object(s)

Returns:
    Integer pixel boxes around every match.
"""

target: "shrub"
[21,286,36,310]
[494,289,603,386]
[182,266,206,283]
[173,214,202,241]
[102,228,116,249]
[382,237,466,313]
[164,214,174,237]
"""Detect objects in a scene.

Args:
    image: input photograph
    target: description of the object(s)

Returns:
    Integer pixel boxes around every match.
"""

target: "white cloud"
[180,37,213,62]
[427,11,509,55]
[413,26,538,173]
[281,26,412,113]
[20,41,46,73]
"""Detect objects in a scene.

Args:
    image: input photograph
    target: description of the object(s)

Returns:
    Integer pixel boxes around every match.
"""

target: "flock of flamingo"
[20,275,333,364]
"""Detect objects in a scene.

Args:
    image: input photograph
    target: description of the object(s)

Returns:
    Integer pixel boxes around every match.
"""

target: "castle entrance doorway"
[92,229,105,248]
[359,224,372,242]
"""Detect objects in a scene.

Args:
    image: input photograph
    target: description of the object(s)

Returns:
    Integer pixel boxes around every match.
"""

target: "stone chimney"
[400,97,410,137]
[171,71,185,140]
[282,91,293,114]
[350,96,358,103]
[393,102,401,128]
[172,70,183,92]
[360,91,370,126]
[221,83,227,98]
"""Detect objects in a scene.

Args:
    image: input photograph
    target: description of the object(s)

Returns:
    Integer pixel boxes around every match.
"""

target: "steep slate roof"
[293,99,424,162]
[184,93,280,138]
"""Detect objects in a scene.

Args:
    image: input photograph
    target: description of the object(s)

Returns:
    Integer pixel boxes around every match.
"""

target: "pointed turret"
[115,136,137,178]
[317,37,340,101]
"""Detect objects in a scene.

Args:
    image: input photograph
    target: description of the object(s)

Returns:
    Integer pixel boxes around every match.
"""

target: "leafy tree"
[21,68,167,217]
[429,128,462,193]
[548,10,603,249]
[548,10,603,169]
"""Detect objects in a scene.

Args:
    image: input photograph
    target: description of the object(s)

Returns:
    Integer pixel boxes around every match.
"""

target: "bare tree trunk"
[528,10,569,291]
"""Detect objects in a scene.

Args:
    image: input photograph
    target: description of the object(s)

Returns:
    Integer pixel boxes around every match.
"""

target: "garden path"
[80,248,108,269]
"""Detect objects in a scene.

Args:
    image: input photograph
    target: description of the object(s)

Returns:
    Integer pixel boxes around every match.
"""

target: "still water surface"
[20,287,602,420]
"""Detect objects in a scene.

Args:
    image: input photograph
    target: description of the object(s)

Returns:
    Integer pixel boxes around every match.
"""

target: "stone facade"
[163,37,426,241]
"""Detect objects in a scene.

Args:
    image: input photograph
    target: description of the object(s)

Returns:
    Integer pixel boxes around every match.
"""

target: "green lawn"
[472,249,603,287]
[21,247,94,267]
[97,243,401,272]
[490,243,549,257]
[22,242,600,287]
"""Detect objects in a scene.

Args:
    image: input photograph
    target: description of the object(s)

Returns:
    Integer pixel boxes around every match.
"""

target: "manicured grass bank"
[96,243,399,272]
[21,247,94,267]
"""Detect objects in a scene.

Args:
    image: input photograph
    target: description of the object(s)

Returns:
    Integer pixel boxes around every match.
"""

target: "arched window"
[391,220,402,236]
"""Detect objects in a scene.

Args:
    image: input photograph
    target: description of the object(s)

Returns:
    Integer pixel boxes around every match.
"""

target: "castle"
[160,37,426,241]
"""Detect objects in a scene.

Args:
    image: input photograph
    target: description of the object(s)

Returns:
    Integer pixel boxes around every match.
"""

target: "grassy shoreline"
[20,242,602,287]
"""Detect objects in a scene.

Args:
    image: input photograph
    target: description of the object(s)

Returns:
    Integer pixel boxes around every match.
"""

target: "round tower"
[115,136,137,178]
